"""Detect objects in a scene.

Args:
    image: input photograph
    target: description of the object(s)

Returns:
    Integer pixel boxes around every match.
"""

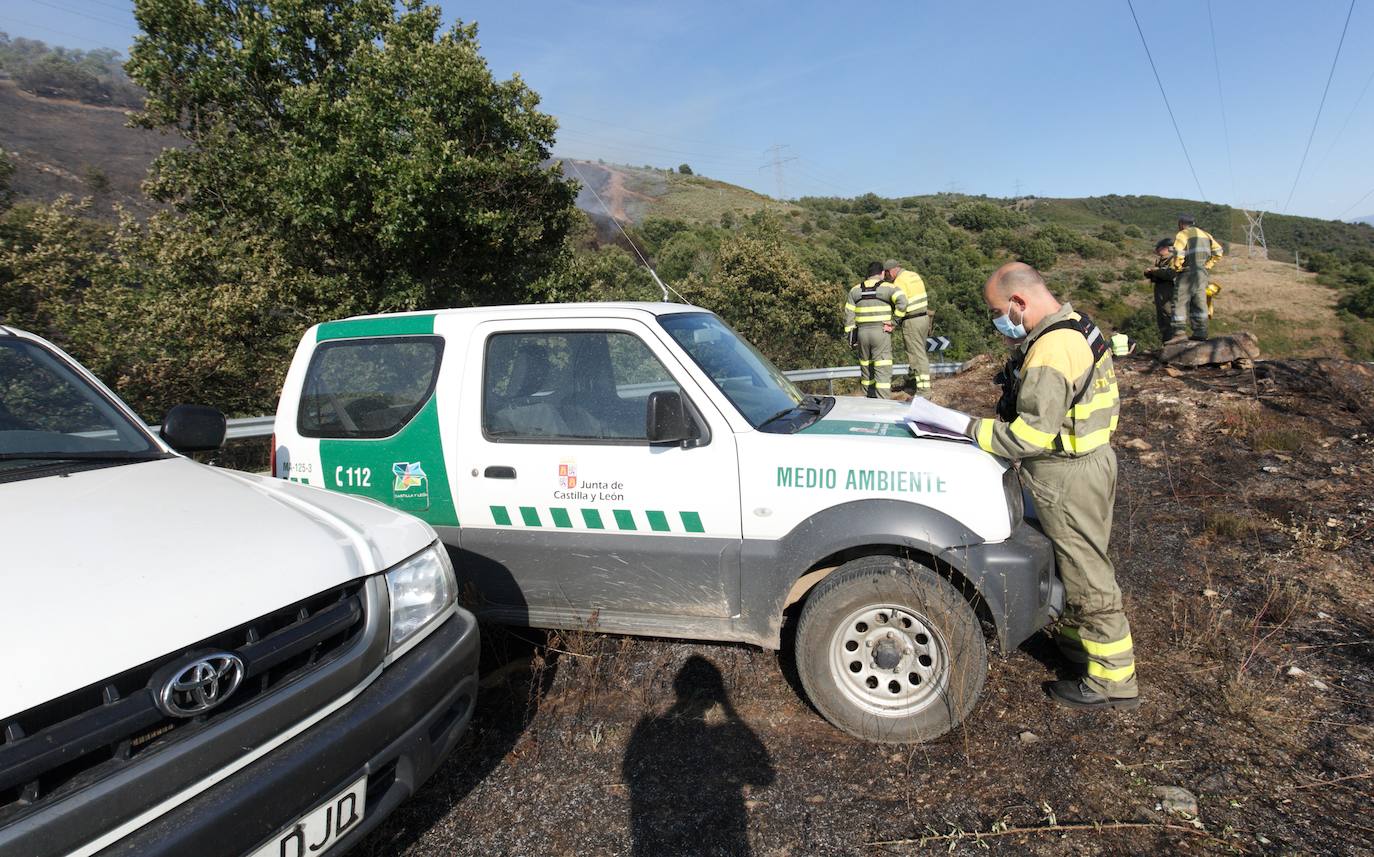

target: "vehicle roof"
[323,301,709,325]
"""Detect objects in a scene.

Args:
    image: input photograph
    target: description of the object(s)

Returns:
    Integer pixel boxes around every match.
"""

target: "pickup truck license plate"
[249,775,367,857]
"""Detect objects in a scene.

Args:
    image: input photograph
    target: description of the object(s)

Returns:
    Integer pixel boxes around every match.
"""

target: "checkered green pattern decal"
[488,506,705,533]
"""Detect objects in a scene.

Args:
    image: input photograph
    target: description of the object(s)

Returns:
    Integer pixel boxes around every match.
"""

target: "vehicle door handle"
[484,466,516,479]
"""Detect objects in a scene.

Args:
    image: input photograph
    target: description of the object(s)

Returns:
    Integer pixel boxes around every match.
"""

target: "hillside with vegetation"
[3,19,1374,428]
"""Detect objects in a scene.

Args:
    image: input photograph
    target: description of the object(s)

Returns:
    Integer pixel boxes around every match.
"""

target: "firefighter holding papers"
[906,262,1139,711]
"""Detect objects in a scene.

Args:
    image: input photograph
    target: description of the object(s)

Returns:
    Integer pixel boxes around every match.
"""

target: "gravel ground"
[356,356,1374,856]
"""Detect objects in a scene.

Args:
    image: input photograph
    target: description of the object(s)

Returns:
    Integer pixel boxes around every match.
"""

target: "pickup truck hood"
[0,458,435,719]
[802,395,961,438]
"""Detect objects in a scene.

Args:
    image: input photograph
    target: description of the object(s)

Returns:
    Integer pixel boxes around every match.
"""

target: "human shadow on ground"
[622,655,776,857]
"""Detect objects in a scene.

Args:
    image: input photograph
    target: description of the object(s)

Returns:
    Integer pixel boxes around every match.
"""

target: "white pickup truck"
[0,324,478,857]
[272,303,1062,742]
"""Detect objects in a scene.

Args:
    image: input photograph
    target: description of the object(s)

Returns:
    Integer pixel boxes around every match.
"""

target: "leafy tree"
[126,0,578,310]
[683,224,846,371]
[678,163,693,175]
[950,201,1026,232]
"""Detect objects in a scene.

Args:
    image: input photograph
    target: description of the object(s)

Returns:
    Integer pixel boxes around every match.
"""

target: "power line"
[562,159,688,304]
[24,0,130,29]
[1125,0,1207,201]
[0,13,94,43]
[1316,60,1374,172]
[1337,185,1374,220]
[1282,0,1356,213]
[1207,0,1237,202]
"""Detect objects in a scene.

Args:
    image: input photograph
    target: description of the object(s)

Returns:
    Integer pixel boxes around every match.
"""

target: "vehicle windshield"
[0,338,160,469]
[658,312,804,427]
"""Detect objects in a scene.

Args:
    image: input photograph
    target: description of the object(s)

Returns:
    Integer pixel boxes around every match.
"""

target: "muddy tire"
[794,556,986,743]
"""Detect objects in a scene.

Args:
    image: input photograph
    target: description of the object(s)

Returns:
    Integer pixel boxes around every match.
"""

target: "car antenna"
[564,159,688,304]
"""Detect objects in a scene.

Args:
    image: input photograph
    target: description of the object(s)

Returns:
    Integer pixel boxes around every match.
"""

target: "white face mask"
[992,300,1027,340]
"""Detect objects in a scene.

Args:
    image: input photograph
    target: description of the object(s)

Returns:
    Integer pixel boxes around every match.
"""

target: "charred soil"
[358,357,1374,856]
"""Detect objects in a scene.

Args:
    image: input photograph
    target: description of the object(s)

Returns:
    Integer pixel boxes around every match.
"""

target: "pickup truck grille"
[0,582,366,825]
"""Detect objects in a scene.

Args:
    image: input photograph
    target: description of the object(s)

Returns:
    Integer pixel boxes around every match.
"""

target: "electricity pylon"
[1241,208,1268,259]
[760,144,797,201]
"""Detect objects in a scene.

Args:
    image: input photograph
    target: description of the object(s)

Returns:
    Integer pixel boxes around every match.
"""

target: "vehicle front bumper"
[98,608,479,857]
[940,519,1061,651]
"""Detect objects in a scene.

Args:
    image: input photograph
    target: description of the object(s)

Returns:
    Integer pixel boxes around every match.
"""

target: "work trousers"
[856,325,892,398]
[1172,268,1209,339]
[1021,446,1138,698]
[900,315,932,396]
[1152,283,1175,343]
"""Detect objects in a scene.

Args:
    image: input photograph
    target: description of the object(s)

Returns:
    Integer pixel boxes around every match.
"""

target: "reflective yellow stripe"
[875,382,891,389]
[843,325,855,332]
[975,419,995,452]
[1080,634,1133,657]
[845,303,858,310]
[1071,384,1119,419]
[857,360,873,366]
[1087,661,1136,682]
[874,359,892,366]
[1010,417,1056,448]
[860,379,874,386]
[1059,414,1119,453]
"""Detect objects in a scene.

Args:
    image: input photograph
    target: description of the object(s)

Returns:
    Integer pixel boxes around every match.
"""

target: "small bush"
[677,163,693,175]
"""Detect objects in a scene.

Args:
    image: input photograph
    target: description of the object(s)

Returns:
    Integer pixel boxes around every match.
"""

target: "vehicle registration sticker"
[249,775,367,857]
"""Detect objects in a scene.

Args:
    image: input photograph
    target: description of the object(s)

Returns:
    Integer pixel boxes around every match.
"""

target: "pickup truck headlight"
[385,544,456,653]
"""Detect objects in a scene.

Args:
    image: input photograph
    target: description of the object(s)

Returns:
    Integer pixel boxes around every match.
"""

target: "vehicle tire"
[794,555,986,743]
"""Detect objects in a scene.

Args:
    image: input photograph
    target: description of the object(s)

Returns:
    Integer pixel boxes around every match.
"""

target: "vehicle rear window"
[297,336,443,438]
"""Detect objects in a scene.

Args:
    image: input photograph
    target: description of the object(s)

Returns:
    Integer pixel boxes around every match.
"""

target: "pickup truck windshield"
[0,339,160,468]
[658,312,805,428]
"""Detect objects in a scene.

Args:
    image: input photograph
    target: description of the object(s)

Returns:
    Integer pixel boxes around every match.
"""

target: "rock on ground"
[1159,332,1260,367]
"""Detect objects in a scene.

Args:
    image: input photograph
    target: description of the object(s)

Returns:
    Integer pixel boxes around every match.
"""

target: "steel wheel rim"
[827,603,950,717]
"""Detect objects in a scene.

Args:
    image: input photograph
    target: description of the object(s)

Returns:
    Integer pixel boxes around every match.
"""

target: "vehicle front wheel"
[794,556,987,743]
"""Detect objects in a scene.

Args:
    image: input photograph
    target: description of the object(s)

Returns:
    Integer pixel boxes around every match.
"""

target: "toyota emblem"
[157,652,245,717]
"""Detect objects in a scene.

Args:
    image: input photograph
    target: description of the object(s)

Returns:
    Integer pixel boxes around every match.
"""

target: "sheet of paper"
[901,417,975,443]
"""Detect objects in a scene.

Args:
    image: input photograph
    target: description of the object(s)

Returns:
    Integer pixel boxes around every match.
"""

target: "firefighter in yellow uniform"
[907,262,1138,710]
[843,261,907,398]
[884,259,931,396]
[1170,214,1223,341]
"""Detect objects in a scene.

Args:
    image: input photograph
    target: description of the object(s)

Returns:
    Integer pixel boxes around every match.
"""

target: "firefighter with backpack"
[906,262,1139,711]
[843,261,907,398]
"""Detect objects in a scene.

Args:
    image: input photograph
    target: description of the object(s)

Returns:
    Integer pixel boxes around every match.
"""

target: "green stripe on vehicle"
[800,419,910,438]
[316,314,436,341]
[486,506,702,532]
[646,510,670,532]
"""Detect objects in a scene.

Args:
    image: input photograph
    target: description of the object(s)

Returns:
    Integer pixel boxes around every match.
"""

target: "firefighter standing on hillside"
[1144,238,1179,343]
[884,259,932,397]
[906,262,1139,710]
[843,261,907,398]
[1170,214,1223,341]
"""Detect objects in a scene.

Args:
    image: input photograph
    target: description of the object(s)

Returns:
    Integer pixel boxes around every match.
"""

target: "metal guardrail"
[205,361,969,440]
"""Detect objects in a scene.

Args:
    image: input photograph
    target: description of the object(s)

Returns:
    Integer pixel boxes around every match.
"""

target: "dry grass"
[1216,400,1309,452]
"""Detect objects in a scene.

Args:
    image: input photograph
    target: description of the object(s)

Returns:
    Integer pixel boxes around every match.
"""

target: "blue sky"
[4,0,1372,220]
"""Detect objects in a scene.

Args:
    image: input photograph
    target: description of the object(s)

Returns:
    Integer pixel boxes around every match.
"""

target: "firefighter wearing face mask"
[905,262,1137,711]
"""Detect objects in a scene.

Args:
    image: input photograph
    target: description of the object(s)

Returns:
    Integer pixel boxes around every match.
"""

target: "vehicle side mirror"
[160,404,227,453]
[646,390,691,444]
